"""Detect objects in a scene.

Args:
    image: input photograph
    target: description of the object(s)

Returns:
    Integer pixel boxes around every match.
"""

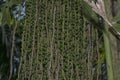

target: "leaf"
[113,24,120,32]
[10,0,24,6]
[1,7,11,25]
[82,1,99,24]
[112,13,120,22]
[0,12,2,25]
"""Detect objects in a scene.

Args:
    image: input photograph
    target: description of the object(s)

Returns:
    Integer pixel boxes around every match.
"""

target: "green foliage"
[0,0,108,80]
[0,12,2,25]
[0,28,9,80]
[82,2,99,26]
[112,13,120,32]
[17,0,105,80]
[0,0,23,80]
[1,7,11,25]
[0,0,24,26]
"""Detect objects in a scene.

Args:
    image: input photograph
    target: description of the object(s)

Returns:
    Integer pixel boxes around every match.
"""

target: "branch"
[84,0,120,39]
